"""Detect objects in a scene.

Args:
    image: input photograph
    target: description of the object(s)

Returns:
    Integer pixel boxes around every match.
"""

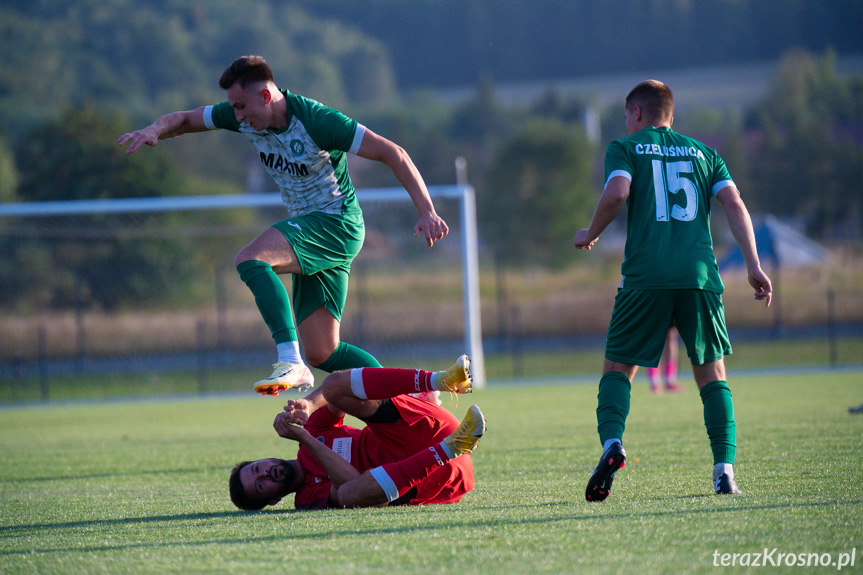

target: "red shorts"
[367,395,473,506]
[365,395,460,461]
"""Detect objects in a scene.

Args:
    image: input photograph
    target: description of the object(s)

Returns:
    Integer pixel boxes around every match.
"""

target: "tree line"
[304,0,863,91]
[0,0,861,311]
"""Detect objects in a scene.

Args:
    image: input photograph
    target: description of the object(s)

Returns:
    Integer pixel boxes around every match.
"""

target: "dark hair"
[625,80,674,123]
[219,55,275,90]
[229,460,268,511]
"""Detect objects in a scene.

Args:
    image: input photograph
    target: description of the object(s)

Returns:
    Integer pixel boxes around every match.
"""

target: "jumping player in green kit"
[119,56,448,396]
[573,80,772,500]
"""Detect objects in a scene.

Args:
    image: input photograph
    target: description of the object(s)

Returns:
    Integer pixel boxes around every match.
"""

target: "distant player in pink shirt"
[229,356,486,510]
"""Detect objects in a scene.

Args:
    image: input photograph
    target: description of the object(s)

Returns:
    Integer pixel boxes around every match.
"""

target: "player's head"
[219,55,275,91]
[625,80,674,130]
[219,56,281,130]
[229,458,298,511]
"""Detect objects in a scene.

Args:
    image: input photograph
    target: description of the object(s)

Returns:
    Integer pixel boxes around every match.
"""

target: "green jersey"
[204,90,363,218]
[604,126,734,292]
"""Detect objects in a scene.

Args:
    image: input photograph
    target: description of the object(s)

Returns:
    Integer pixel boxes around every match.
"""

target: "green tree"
[16,107,184,203]
[5,108,199,310]
[749,50,863,238]
[481,119,596,267]
[0,137,19,203]
[762,49,852,127]
[0,0,398,142]
[714,110,751,196]
[450,75,505,146]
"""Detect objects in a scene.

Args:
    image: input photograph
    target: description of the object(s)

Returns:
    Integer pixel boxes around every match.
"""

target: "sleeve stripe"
[350,368,367,399]
[349,124,366,155]
[369,466,400,502]
[202,105,216,130]
[712,179,735,196]
[604,169,632,189]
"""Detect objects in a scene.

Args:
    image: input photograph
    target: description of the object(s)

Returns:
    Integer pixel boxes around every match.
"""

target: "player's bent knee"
[321,371,353,402]
[234,240,265,266]
[304,349,333,368]
[234,252,252,267]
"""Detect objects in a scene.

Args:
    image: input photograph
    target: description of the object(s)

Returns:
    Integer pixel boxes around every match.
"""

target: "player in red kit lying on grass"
[229,356,486,510]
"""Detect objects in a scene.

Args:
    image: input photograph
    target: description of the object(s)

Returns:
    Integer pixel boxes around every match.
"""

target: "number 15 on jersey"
[652,160,698,222]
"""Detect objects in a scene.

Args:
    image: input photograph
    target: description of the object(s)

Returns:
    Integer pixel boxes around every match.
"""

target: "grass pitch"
[1,371,861,574]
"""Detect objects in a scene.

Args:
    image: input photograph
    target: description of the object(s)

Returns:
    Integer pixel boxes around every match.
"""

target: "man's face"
[239,458,295,505]
[226,82,271,131]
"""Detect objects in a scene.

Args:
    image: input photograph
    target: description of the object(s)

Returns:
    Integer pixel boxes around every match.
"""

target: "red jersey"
[294,396,474,510]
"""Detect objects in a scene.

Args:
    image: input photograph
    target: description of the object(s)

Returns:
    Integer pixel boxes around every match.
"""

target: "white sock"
[350,368,367,399]
[713,462,734,479]
[276,341,303,364]
[439,440,458,460]
[602,438,622,453]
[430,370,444,390]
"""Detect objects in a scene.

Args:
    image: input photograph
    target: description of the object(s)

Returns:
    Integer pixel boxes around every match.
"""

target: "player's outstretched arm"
[716,186,772,307]
[573,176,630,250]
[356,129,448,247]
[118,107,209,154]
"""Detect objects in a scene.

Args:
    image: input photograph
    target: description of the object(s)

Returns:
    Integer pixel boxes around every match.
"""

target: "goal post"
[0,184,486,389]
[357,185,486,388]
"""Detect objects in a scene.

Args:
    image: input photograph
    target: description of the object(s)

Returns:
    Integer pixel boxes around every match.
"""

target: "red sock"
[378,444,451,498]
[358,367,436,399]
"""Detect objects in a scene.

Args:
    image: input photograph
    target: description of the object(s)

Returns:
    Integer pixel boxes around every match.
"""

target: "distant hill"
[301,0,863,91]
[433,54,863,112]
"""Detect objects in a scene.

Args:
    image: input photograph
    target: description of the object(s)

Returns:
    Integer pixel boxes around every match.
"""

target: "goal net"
[0,185,485,394]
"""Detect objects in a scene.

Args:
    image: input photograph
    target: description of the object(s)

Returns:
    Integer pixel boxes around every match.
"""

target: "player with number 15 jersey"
[573,80,772,502]
[604,126,733,293]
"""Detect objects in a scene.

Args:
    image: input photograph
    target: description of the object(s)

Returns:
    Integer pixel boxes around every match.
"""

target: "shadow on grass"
[0,509,297,537]
[0,466,228,485]
[2,499,860,556]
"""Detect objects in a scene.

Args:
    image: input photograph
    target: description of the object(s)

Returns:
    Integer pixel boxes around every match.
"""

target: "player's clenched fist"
[273,412,308,441]
[282,399,311,425]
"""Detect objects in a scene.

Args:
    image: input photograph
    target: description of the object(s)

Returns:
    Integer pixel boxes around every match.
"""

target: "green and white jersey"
[203,90,364,218]
[604,126,735,292]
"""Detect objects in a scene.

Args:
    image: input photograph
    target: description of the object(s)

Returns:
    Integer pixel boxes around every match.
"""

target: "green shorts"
[605,288,732,367]
[272,212,364,324]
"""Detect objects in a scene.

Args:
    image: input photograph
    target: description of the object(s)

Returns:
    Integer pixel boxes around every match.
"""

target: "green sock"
[316,341,382,372]
[236,260,296,344]
[596,371,631,445]
[700,380,737,465]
